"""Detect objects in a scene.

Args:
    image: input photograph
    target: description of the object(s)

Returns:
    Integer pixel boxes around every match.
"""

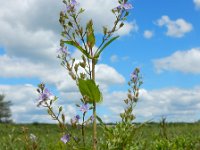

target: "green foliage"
[94,36,119,58]
[78,79,103,104]
[0,94,12,123]
[1,123,200,150]
[86,20,96,50]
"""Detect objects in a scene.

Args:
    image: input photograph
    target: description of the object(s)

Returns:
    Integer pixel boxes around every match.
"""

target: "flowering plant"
[36,0,142,149]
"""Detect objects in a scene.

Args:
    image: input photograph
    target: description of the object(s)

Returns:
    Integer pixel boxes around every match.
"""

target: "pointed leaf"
[95,36,119,58]
[78,79,103,104]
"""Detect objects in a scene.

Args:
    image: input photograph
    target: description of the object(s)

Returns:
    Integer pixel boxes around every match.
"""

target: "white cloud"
[103,87,200,122]
[143,30,154,39]
[96,64,125,86]
[153,48,200,74]
[0,0,134,65]
[78,0,136,36]
[0,54,125,92]
[156,16,193,38]
[136,87,200,122]
[194,0,200,9]
[110,55,118,63]
[115,21,138,36]
[1,83,200,123]
[0,84,78,123]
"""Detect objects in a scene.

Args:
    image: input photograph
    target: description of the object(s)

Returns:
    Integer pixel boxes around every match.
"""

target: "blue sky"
[0,0,200,123]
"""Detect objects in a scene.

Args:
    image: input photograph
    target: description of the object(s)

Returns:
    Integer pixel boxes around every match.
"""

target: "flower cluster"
[36,83,54,107]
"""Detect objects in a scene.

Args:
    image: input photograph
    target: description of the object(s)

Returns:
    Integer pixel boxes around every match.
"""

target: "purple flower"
[122,3,133,10]
[71,0,78,6]
[114,1,133,11]
[80,104,89,113]
[131,72,137,80]
[61,134,70,144]
[37,88,53,106]
[65,0,79,12]
[71,115,80,124]
[57,47,69,55]
[131,71,138,81]
[75,115,80,120]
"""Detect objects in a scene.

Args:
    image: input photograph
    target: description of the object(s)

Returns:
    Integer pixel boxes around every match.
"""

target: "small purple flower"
[114,1,133,11]
[61,134,70,144]
[37,88,53,106]
[71,115,80,124]
[80,104,89,113]
[131,72,138,81]
[57,47,69,55]
[131,68,140,81]
[65,0,79,12]
[122,3,133,10]
[71,0,78,6]
[75,115,80,120]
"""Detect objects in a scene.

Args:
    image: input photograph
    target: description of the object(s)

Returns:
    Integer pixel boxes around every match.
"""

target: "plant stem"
[82,112,86,147]
[92,58,97,150]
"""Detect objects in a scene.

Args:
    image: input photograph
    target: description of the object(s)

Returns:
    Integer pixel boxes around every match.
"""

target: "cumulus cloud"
[0,54,125,92]
[194,0,200,9]
[156,16,193,38]
[143,30,154,39]
[153,48,200,74]
[0,84,77,123]
[1,83,200,123]
[78,0,136,36]
[0,0,134,64]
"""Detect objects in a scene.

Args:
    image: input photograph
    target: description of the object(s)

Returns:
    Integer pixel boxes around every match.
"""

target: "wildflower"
[65,0,79,12]
[37,88,53,106]
[71,115,80,124]
[75,114,80,120]
[61,134,70,144]
[30,133,37,142]
[114,1,133,11]
[58,47,69,55]
[131,71,137,81]
[80,104,89,113]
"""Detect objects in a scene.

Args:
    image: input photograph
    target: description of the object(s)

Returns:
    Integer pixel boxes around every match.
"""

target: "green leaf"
[61,40,90,58]
[86,20,95,50]
[94,36,119,58]
[78,79,102,104]
[96,115,104,124]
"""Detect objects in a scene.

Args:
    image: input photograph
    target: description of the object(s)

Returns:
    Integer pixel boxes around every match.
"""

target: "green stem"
[82,112,86,147]
[92,58,97,150]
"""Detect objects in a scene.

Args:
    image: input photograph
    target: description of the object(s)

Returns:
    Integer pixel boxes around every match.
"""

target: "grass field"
[1,122,200,150]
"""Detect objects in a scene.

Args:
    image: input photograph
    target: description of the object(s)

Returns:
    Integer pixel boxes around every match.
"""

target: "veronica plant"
[36,0,142,149]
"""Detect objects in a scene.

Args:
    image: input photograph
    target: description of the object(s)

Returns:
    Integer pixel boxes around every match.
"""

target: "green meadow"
[1,122,200,150]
